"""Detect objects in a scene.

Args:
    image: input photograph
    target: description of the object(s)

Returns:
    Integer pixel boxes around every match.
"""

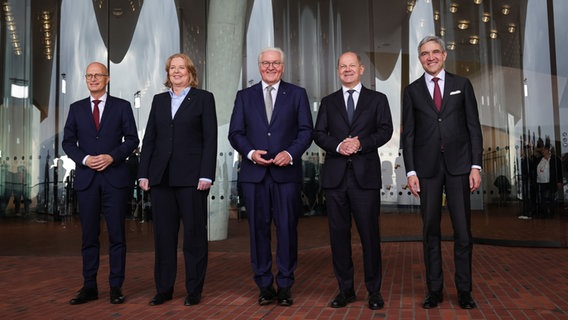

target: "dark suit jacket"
[62,95,139,191]
[138,88,217,186]
[402,72,483,178]
[228,81,313,184]
[314,86,393,189]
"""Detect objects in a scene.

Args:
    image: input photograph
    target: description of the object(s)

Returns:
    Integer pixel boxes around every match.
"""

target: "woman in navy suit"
[138,53,217,307]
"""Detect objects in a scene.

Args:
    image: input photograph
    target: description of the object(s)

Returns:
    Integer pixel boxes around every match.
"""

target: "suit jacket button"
[267,132,271,136]
[438,118,442,122]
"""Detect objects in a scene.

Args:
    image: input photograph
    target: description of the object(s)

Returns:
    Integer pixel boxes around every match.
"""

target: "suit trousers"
[241,172,301,289]
[325,167,382,294]
[76,173,128,289]
[420,157,473,293]
[150,184,209,296]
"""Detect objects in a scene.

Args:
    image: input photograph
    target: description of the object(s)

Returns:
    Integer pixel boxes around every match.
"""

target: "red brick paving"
[2,210,568,319]
[2,239,568,319]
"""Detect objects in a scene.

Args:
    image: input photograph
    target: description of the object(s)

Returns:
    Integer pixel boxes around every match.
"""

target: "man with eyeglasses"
[62,62,139,305]
[314,51,393,310]
[229,47,313,307]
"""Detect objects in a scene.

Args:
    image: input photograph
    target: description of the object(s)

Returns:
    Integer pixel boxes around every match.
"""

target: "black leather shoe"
[277,287,293,307]
[422,291,443,309]
[258,286,276,306]
[184,293,201,306]
[149,293,172,306]
[110,287,125,304]
[458,292,476,309]
[331,289,356,308]
[69,287,98,305]
[368,292,384,310]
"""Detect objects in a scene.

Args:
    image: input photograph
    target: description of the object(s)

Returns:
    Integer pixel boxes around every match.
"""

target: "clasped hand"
[339,136,360,156]
[86,154,113,171]
[252,150,291,167]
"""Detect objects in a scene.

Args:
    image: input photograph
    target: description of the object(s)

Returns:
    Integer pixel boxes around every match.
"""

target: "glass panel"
[0,0,566,246]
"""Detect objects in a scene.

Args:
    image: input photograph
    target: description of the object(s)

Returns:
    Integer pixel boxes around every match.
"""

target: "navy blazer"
[138,88,218,186]
[228,81,313,184]
[402,71,483,178]
[62,95,139,191]
[314,86,393,189]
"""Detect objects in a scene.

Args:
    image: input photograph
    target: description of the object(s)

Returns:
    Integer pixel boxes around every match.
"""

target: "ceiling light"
[482,13,490,23]
[447,41,456,50]
[508,23,516,33]
[489,30,498,39]
[502,5,511,15]
[457,20,470,30]
[469,35,479,45]
[449,3,459,13]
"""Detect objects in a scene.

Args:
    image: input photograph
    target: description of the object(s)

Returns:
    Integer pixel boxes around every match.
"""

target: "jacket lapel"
[172,89,195,120]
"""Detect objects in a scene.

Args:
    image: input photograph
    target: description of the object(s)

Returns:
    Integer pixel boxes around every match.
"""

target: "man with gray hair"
[402,35,483,309]
[229,47,313,307]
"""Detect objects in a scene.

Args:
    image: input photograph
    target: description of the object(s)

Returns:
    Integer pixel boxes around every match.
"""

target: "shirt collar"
[425,69,446,83]
[91,93,108,103]
[342,82,362,94]
[169,86,191,98]
[262,81,281,92]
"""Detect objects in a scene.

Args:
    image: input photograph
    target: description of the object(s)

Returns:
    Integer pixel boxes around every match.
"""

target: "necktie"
[93,100,101,130]
[347,89,355,123]
[265,86,274,123]
[432,77,442,111]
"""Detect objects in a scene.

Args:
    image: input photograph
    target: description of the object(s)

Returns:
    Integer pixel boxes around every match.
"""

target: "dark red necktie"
[432,77,442,111]
[93,100,101,130]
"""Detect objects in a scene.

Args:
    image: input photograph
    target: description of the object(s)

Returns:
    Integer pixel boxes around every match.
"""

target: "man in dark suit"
[228,47,313,307]
[314,51,393,310]
[402,35,483,309]
[138,53,217,307]
[62,62,139,305]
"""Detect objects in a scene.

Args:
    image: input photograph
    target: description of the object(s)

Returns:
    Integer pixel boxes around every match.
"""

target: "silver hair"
[417,35,446,55]
[258,47,286,64]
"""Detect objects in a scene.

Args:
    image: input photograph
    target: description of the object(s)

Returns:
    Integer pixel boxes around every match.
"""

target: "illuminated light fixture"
[434,10,440,21]
[134,91,141,109]
[407,0,416,13]
[11,83,29,99]
[40,11,53,60]
[507,23,516,33]
[489,29,498,39]
[449,3,459,13]
[469,35,480,45]
[440,27,446,36]
[501,5,511,15]
[61,73,66,94]
[482,13,490,23]
[447,41,456,50]
[457,20,470,30]
[473,0,482,4]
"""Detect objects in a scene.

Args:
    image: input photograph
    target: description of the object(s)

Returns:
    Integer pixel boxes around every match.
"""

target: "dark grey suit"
[402,71,483,293]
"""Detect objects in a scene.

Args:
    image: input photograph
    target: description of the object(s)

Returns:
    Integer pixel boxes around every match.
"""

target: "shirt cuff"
[247,150,255,164]
[406,170,417,177]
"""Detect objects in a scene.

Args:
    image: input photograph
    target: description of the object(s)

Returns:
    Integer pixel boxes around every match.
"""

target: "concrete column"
[205,0,248,241]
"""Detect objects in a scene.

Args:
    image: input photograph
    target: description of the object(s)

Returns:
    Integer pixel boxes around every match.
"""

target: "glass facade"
[0,0,566,245]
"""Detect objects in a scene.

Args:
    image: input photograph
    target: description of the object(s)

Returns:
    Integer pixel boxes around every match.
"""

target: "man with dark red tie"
[62,62,139,305]
[402,35,483,309]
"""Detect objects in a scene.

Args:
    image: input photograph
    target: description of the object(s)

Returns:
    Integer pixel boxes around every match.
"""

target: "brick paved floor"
[1,211,568,319]
[2,242,568,319]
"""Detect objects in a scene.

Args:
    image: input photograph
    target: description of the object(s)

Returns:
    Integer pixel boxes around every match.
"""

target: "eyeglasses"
[259,61,283,68]
[85,73,108,80]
